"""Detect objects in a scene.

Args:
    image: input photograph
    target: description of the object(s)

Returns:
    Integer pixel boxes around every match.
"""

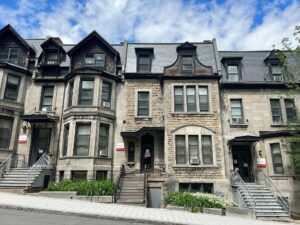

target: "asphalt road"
[0,208,152,225]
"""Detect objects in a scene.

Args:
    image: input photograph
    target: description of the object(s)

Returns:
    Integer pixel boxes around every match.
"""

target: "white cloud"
[0,0,299,50]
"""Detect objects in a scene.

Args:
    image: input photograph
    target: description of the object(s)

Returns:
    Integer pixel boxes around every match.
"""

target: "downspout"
[212,38,228,179]
[53,74,66,182]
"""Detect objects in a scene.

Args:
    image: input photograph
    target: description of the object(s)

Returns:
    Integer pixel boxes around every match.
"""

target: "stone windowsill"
[173,164,218,169]
[270,124,286,127]
[230,123,248,128]
[134,116,152,120]
[0,149,13,152]
[59,156,112,160]
[171,112,214,116]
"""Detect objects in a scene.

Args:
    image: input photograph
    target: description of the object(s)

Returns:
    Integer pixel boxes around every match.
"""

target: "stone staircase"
[238,183,289,218]
[0,168,43,189]
[117,171,145,205]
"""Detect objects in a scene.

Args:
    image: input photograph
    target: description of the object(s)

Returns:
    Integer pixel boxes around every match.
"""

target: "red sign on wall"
[18,134,27,144]
[116,143,125,151]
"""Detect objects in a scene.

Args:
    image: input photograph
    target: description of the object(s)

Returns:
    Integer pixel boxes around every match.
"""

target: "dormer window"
[136,48,153,73]
[227,65,239,81]
[0,47,19,61]
[181,56,193,71]
[221,57,243,82]
[271,65,282,76]
[84,52,105,68]
[46,52,59,64]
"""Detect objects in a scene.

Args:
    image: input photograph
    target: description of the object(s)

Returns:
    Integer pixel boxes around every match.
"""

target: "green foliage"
[280,25,300,174]
[165,192,232,213]
[46,180,116,196]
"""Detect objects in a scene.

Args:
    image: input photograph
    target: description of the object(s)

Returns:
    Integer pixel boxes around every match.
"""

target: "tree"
[280,25,300,174]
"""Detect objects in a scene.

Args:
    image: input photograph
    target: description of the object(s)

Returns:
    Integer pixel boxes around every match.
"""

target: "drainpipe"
[53,79,66,182]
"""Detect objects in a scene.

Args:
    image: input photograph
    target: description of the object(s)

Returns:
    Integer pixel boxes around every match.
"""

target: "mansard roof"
[67,30,120,58]
[0,24,34,51]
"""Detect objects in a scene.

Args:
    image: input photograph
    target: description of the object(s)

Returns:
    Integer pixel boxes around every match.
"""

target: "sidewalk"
[0,192,296,225]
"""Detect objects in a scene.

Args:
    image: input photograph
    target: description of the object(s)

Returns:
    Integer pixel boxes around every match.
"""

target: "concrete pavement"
[0,192,297,225]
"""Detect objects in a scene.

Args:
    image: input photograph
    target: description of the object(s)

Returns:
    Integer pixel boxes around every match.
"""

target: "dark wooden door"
[141,134,154,171]
[232,145,253,182]
[29,128,51,166]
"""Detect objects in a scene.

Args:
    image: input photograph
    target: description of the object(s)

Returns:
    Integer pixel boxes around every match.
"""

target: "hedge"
[46,180,116,196]
[165,192,232,213]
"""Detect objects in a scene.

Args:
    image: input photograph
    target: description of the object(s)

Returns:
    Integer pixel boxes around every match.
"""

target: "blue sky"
[0,0,299,50]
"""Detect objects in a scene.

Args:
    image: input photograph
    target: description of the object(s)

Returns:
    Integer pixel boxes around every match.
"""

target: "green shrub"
[46,180,116,196]
[165,192,232,213]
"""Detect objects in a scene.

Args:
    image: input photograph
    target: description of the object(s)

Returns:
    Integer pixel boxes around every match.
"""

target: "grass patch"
[46,180,116,196]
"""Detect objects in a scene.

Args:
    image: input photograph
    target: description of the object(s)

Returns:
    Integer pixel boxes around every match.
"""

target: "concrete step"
[0,183,28,187]
[120,188,144,192]
[118,198,144,203]
[256,212,289,217]
[119,192,144,197]
[0,180,34,185]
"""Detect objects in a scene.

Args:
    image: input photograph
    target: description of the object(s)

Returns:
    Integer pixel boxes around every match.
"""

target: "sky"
[0,0,299,50]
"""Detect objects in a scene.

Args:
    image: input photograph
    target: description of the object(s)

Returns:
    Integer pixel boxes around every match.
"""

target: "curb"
[0,204,184,225]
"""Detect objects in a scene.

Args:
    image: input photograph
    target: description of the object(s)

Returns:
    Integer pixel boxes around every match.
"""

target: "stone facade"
[0,24,299,214]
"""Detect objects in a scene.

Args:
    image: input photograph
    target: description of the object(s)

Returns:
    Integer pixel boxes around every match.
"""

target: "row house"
[0,24,299,216]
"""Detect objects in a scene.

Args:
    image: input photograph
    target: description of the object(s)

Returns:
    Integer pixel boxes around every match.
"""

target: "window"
[174,86,184,112]
[84,53,105,68]
[137,91,149,116]
[96,171,107,180]
[137,54,151,72]
[176,134,213,165]
[74,124,91,156]
[270,99,282,124]
[4,74,20,101]
[270,143,284,174]
[284,99,296,123]
[174,86,209,113]
[271,65,282,76]
[71,171,87,181]
[68,81,73,107]
[189,135,199,162]
[186,86,196,112]
[46,52,58,64]
[128,142,135,162]
[99,124,109,156]
[227,65,239,81]
[181,56,193,71]
[230,99,244,124]
[0,117,13,149]
[79,79,94,105]
[62,124,69,156]
[202,136,213,164]
[199,86,209,112]
[291,142,300,174]
[59,171,64,181]
[0,47,19,61]
[101,82,112,108]
[40,86,54,110]
[179,183,213,193]
[175,135,186,164]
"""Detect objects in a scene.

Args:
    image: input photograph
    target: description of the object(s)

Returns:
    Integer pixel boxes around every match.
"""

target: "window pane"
[270,99,282,123]
[68,81,73,107]
[230,99,243,123]
[228,65,238,73]
[174,87,184,112]
[78,125,91,135]
[189,135,199,160]
[79,80,94,105]
[99,125,109,156]
[95,53,104,61]
[138,92,149,116]
[270,143,284,174]
[101,82,111,105]
[202,135,213,164]
[199,86,209,112]
[272,65,282,75]
[71,171,87,181]
[186,87,196,112]
[0,48,9,59]
[5,75,20,101]
[139,56,150,64]
[0,117,13,149]
[182,56,193,70]
[285,99,296,122]
[176,135,186,164]
[9,48,19,60]
[82,80,94,89]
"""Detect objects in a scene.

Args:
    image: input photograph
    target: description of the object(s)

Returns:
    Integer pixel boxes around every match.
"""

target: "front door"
[141,134,154,171]
[232,145,253,182]
[29,128,51,166]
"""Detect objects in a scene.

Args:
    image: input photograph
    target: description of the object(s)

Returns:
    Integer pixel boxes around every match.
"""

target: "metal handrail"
[114,165,125,202]
[231,170,256,208]
[144,167,148,206]
[256,171,289,213]
[26,153,53,188]
[0,155,12,178]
